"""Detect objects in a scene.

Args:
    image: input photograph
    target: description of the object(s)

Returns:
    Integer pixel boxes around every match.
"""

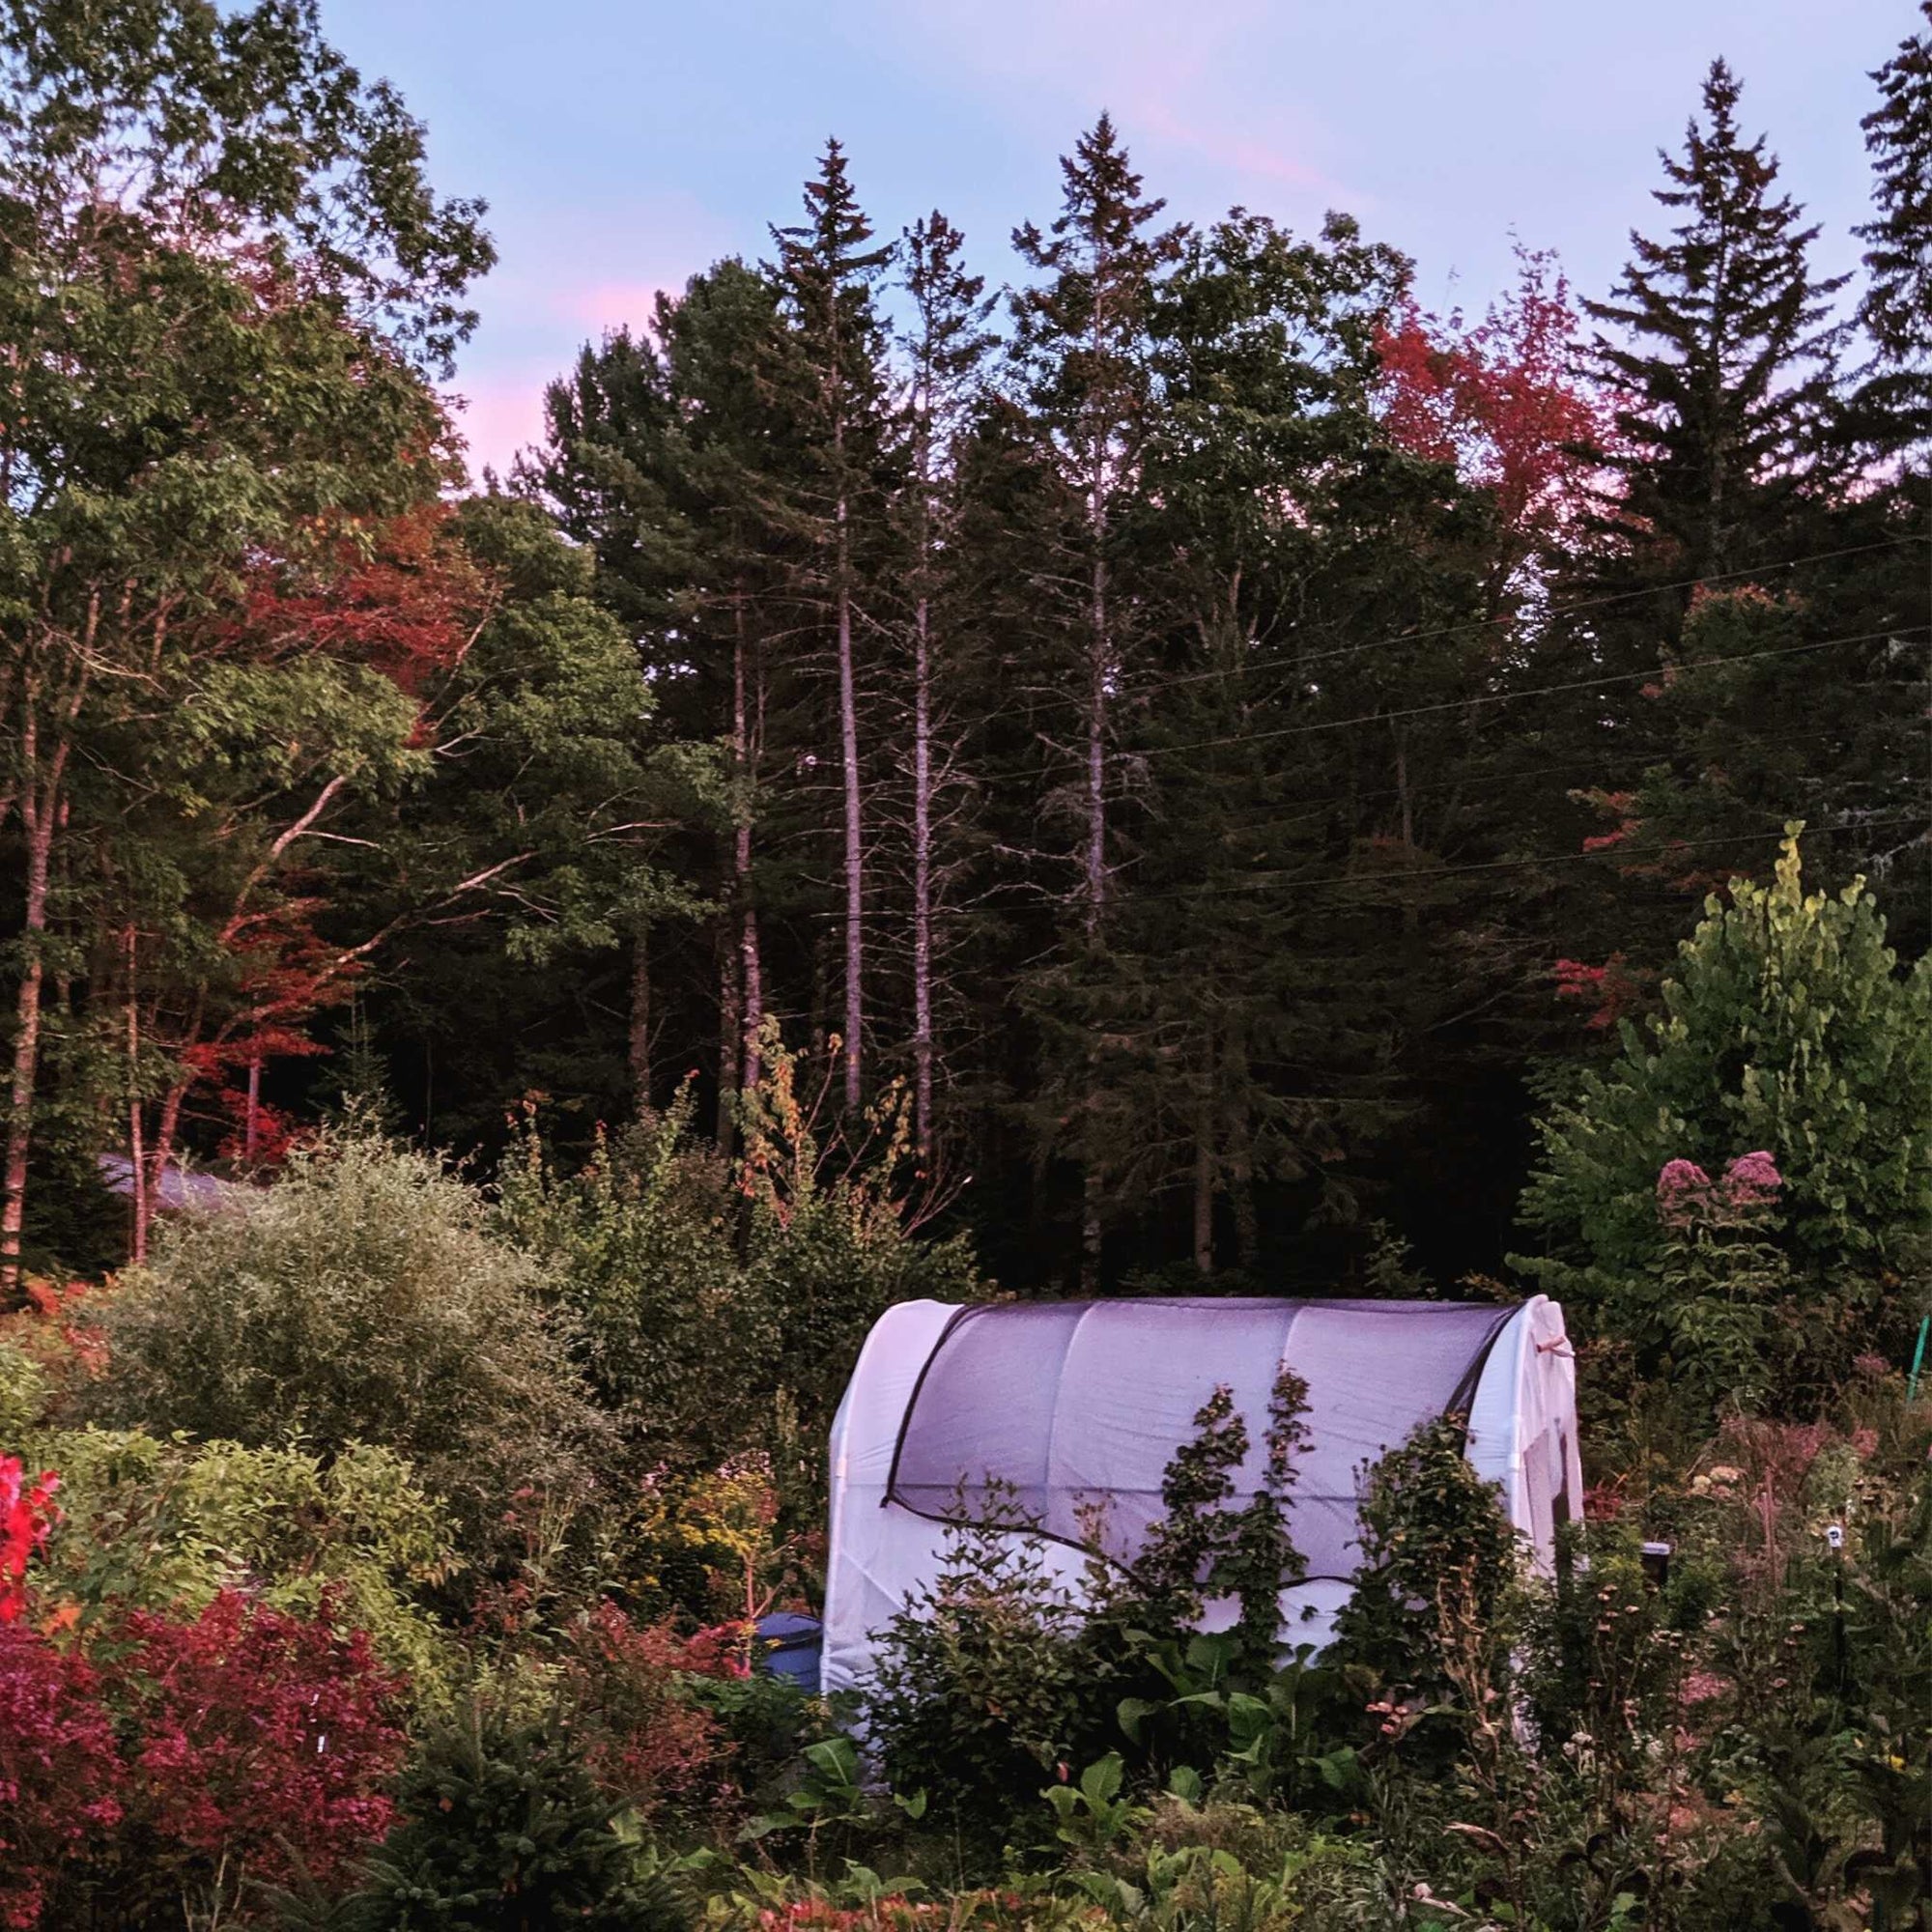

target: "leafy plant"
[332,1690,693,1931]
[92,1124,601,1557]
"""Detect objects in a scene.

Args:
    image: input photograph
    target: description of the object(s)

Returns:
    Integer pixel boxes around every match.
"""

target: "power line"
[809,811,1928,925]
[966,533,1929,730]
[1108,622,1928,768]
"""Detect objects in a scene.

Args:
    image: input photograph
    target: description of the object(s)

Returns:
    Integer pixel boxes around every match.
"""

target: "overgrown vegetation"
[1,0,1929,1926]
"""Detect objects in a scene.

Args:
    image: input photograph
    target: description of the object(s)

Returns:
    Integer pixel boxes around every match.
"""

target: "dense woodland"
[0,1,1924,1297]
[2,2,1931,1928]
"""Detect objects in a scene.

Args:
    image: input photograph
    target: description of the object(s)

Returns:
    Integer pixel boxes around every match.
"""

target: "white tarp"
[822,1295,1581,1700]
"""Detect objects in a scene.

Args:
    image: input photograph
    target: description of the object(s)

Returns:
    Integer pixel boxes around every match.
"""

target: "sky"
[315,0,1918,481]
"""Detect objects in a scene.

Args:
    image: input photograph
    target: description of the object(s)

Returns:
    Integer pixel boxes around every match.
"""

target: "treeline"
[1,1,1927,1295]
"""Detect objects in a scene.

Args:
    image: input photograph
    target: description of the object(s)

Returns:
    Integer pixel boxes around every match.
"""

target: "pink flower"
[1722,1151,1782,1208]
[1656,1159,1714,1228]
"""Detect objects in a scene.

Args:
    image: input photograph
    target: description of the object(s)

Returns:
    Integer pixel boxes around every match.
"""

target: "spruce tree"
[1581,59,1849,584]
[893,213,996,1154]
[767,141,896,1112]
[1857,4,1932,397]
[1008,114,1183,1287]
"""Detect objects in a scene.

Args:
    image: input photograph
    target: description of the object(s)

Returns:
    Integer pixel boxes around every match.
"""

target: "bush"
[500,1036,983,1553]
[0,1624,124,1931]
[1328,1416,1520,1727]
[1,1592,406,1931]
[92,1125,600,1555]
[20,1429,460,1694]
[865,1491,1087,1851]
[1517,830,1932,1390]
[333,1690,693,1931]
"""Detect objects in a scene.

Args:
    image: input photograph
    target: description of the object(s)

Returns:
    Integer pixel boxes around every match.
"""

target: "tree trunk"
[911,591,934,1152]
[1076,473,1111,1296]
[733,585,763,1097]
[717,928,740,1153]
[628,927,652,1119]
[1,716,72,1296]
[837,511,864,1112]
[1193,1115,1215,1275]
[126,930,147,1265]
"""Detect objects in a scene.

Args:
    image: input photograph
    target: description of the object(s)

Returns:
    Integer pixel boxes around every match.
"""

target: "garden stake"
[1908,1314,1929,1404]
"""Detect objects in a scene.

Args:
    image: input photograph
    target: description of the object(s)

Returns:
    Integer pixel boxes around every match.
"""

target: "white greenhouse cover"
[822,1295,1581,1700]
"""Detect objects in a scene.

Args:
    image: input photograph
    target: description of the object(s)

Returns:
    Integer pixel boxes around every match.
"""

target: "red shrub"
[0,1625,125,1931]
[0,1457,59,1625]
[561,1601,725,1819]
[100,1590,408,1901]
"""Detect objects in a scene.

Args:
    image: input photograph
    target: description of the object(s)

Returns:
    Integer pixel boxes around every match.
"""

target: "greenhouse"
[822,1295,1582,1697]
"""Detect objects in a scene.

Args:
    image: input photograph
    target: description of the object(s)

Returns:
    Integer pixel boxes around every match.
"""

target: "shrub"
[1517,829,1932,1387]
[866,1489,1087,1850]
[20,1429,459,1693]
[1329,1416,1520,1718]
[497,1094,781,1483]
[501,1036,983,1553]
[91,1124,600,1554]
[555,1601,728,1828]
[100,1592,408,1921]
[0,1592,405,1931]
[335,1690,694,1931]
[0,1625,124,1931]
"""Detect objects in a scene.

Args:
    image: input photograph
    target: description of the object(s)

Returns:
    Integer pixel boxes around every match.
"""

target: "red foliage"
[0,1593,404,1925]
[99,1590,407,1894]
[1553,951,1651,1031]
[0,1460,59,1627]
[560,1602,728,1820]
[1376,246,1605,558]
[233,501,491,696]
[0,1626,126,1931]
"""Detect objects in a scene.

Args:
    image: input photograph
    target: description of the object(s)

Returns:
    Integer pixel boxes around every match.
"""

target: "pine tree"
[1008,114,1184,1287]
[768,141,896,1113]
[1857,5,1932,397]
[1581,59,1849,585]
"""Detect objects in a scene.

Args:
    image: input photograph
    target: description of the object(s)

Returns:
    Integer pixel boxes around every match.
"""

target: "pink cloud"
[445,370,554,487]
[559,280,680,334]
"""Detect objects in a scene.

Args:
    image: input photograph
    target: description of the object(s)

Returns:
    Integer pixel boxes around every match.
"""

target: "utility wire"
[810,812,1927,924]
[1108,623,1928,768]
[965,533,1929,728]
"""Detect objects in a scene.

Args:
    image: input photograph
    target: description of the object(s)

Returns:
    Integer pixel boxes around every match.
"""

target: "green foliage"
[501,1031,983,1542]
[22,1427,460,1694]
[329,1691,695,1931]
[1329,1415,1519,1711]
[497,1091,778,1479]
[1518,830,1932,1382]
[91,1124,600,1554]
[866,1488,1087,1850]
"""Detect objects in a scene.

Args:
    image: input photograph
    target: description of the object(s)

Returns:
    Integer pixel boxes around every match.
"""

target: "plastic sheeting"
[822,1295,1579,1701]
[889,1299,1513,1580]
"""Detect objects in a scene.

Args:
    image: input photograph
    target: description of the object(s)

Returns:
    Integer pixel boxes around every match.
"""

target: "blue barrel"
[753,1611,822,1691]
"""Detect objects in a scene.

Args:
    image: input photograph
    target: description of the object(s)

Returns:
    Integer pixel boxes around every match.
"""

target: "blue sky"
[317,0,1917,478]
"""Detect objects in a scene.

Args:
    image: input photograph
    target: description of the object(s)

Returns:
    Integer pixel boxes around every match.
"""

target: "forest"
[0,0,1929,1927]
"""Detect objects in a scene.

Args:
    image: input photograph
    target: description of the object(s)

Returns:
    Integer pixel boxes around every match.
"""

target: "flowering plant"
[0,1457,59,1624]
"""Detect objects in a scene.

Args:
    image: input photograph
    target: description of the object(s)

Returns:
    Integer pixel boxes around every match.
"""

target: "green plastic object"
[1910,1314,1929,1405]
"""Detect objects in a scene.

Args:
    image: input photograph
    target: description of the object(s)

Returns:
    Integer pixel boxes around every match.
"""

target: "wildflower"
[1656,1158,1715,1228]
[1722,1150,1782,1209]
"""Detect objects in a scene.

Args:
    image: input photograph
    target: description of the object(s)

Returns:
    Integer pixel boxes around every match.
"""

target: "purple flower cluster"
[1656,1151,1782,1227]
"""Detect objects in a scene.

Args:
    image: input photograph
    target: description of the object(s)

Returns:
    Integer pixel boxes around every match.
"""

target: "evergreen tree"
[892,212,997,1154]
[1579,58,1849,586]
[767,141,896,1113]
[1007,114,1184,1287]
[1857,4,1932,410]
